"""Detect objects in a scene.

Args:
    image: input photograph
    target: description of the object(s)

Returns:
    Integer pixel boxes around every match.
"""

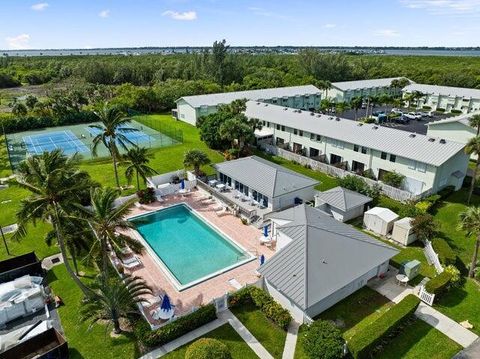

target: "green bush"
[444,265,461,287]
[422,105,432,110]
[136,187,156,204]
[348,294,420,359]
[424,194,441,205]
[185,338,231,359]
[134,304,217,347]
[249,286,271,308]
[303,320,344,359]
[436,108,446,113]
[425,271,452,295]
[382,171,405,188]
[228,286,252,307]
[450,109,462,114]
[432,238,456,266]
[415,201,432,214]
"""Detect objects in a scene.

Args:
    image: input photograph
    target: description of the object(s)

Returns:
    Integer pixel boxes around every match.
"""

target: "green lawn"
[48,265,139,359]
[0,183,30,227]
[230,303,287,359]
[161,323,258,359]
[0,135,12,178]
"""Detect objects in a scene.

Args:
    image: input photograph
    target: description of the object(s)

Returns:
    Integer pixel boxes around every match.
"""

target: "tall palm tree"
[468,114,480,136]
[80,187,142,277]
[458,207,480,277]
[81,274,152,334]
[183,149,211,176]
[465,136,480,204]
[14,150,93,295]
[90,105,138,188]
[350,97,363,121]
[123,147,158,190]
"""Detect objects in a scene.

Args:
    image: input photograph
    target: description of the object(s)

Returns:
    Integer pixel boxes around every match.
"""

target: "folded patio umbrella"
[180,179,185,190]
[263,225,269,237]
[260,254,265,265]
[160,294,172,311]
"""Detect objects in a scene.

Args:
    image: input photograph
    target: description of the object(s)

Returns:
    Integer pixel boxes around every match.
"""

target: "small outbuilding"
[363,207,399,236]
[392,217,417,245]
[314,186,372,222]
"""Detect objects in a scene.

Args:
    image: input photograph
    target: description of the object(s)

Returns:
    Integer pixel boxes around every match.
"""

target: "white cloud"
[31,3,48,11]
[400,0,480,15]
[99,9,110,18]
[247,6,289,19]
[323,23,336,28]
[5,34,31,49]
[374,29,400,37]
[162,10,197,21]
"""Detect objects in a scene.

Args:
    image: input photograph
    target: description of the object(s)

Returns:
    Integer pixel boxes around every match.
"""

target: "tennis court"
[85,125,155,146]
[23,130,90,155]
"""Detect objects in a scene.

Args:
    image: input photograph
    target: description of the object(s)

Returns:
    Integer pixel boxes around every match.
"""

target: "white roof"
[365,207,399,222]
[177,85,321,108]
[427,110,480,128]
[404,83,480,99]
[332,77,407,92]
[395,217,413,230]
[244,101,466,167]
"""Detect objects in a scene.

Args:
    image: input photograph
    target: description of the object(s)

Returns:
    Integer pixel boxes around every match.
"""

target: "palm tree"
[465,136,480,204]
[183,149,211,176]
[317,80,332,100]
[468,114,480,136]
[81,274,152,334]
[81,187,142,277]
[90,105,138,188]
[458,207,480,277]
[14,150,93,295]
[350,97,363,121]
[123,147,158,191]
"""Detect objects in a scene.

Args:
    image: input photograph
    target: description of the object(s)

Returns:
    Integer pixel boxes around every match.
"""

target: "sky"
[1,0,480,50]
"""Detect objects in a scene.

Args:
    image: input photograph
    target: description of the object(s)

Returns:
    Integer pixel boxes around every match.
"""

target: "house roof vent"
[283,107,288,111]
[357,123,363,126]
[316,114,322,117]
[264,103,268,106]
[428,138,435,142]
[310,112,315,116]
[409,133,416,138]
[329,116,334,120]
[440,139,447,144]
[372,126,379,130]
[335,117,340,121]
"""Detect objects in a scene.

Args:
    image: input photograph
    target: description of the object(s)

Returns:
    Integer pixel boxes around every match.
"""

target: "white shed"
[363,207,399,236]
[392,217,417,246]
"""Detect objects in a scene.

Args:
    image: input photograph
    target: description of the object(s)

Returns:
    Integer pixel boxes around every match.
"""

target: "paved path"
[139,317,228,359]
[282,321,300,359]
[219,310,274,359]
[368,267,478,348]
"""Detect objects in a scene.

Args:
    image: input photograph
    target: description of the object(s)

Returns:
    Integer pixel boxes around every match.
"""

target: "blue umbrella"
[180,179,185,190]
[263,225,269,237]
[260,254,265,265]
[160,294,172,311]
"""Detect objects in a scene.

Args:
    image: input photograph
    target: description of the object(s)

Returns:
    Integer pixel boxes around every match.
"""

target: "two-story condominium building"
[173,85,321,126]
[329,77,407,103]
[245,101,469,195]
[403,83,480,114]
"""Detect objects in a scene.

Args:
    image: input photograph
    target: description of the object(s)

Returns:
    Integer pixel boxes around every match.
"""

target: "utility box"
[403,260,421,280]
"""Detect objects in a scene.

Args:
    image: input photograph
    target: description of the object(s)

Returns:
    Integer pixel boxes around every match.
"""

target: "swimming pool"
[129,204,254,290]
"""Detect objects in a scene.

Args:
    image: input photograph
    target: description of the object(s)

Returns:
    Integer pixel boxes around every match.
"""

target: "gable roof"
[331,77,407,92]
[244,101,466,167]
[213,156,319,198]
[427,110,480,128]
[177,85,321,108]
[365,207,399,222]
[315,186,372,211]
[404,83,480,99]
[259,205,398,310]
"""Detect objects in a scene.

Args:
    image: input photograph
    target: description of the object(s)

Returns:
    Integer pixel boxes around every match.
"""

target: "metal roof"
[427,110,480,128]
[315,186,372,212]
[365,207,399,222]
[244,101,466,166]
[177,85,321,108]
[331,77,406,92]
[259,205,398,310]
[213,156,319,198]
[404,83,480,99]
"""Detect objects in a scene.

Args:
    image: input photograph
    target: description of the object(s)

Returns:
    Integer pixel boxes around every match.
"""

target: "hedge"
[348,294,420,359]
[228,286,292,330]
[185,338,231,359]
[134,304,217,347]
[432,238,456,266]
[425,271,452,295]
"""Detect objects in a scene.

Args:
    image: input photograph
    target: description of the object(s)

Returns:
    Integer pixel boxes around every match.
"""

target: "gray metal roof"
[177,85,321,108]
[245,101,466,166]
[331,77,406,92]
[315,186,371,212]
[427,110,480,128]
[259,205,398,310]
[404,83,480,99]
[213,156,318,198]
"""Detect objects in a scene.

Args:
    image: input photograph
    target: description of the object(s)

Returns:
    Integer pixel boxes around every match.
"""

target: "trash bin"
[403,260,421,280]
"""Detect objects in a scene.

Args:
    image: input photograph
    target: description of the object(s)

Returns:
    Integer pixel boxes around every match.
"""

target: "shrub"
[422,105,432,110]
[451,109,462,114]
[134,304,217,347]
[438,185,455,199]
[136,187,156,204]
[348,294,420,359]
[424,194,441,205]
[185,338,231,359]
[338,175,379,204]
[432,238,456,266]
[228,286,252,307]
[249,286,271,308]
[436,108,446,113]
[415,201,432,214]
[382,171,405,188]
[303,320,344,359]
[444,265,461,287]
[411,214,437,241]
[425,271,452,295]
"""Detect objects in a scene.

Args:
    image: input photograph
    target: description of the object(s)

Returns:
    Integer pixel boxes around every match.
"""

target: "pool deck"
[121,189,275,327]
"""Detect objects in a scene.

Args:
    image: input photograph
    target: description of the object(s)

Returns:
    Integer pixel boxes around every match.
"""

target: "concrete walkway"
[219,310,274,359]
[282,321,300,359]
[368,267,478,348]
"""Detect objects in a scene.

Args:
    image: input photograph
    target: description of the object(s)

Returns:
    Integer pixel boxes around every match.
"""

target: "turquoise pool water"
[130,204,252,288]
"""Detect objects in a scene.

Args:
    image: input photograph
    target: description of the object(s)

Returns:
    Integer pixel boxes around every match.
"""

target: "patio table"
[395,274,409,286]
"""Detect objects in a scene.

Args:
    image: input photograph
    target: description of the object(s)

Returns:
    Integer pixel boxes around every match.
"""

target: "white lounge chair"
[156,195,164,203]
[259,236,272,245]
[122,256,142,269]
[134,202,144,209]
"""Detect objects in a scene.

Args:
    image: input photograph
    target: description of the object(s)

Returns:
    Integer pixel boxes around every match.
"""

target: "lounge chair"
[134,202,144,209]
[215,207,229,217]
[122,256,142,269]
[156,195,165,202]
[259,236,272,245]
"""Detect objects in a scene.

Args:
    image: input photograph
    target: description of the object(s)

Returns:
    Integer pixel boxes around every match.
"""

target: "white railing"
[419,285,435,306]
[262,145,431,202]
[424,240,444,274]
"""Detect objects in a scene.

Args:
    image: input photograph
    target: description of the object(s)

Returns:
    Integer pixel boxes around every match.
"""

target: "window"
[408,160,427,173]
[381,152,387,160]
[332,140,344,149]
[354,144,359,152]
[281,125,285,132]
[310,133,315,140]
[389,154,396,163]
[276,124,280,130]
[294,129,298,135]
[361,147,367,154]
[267,122,270,127]
[316,135,321,141]
[299,130,303,136]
